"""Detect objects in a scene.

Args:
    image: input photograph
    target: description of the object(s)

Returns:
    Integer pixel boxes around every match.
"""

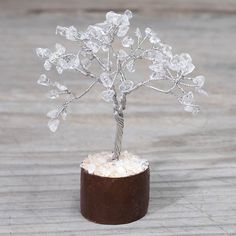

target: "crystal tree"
[36,10,207,161]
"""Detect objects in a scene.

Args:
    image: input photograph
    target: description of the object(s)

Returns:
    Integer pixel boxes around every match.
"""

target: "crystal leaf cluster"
[36,9,207,133]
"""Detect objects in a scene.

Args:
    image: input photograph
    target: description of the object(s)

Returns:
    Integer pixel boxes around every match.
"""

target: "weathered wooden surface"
[0,0,236,235]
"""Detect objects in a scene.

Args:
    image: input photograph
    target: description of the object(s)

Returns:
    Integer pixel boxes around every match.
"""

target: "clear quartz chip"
[100,58,112,70]
[106,11,122,25]
[161,43,172,58]
[85,41,100,53]
[122,36,134,48]
[47,90,60,99]
[37,74,50,86]
[145,27,152,36]
[182,62,195,75]
[117,25,129,37]
[100,72,113,88]
[36,48,51,58]
[169,53,195,75]
[56,66,63,74]
[150,72,159,80]
[182,91,194,105]
[55,43,66,55]
[149,34,160,44]
[117,49,128,61]
[195,87,208,96]
[61,109,67,120]
[44,60,51,71]
[149,63,163,72]
[119,80,134,93]
[184,105,199,115]
[193,75,205,88]
[48,119,60,132]
[65,26,78,41]
[54,82,68,91]
[81,58,91,69]
[73,56,80,69]
[46,109,59,119]
[101,89,115,102]
[56,26,66,36]
[168,55,182,71]
[124,9,132,19]
[126,60,135,72]
[135,27,142,39]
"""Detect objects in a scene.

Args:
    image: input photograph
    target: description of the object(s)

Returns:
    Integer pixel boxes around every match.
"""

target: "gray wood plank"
[0,0,235,235]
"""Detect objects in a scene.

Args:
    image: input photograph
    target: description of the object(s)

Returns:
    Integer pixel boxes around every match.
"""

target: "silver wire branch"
[62,78,100,109]
[144,84,176,94]
[112,110,124,160]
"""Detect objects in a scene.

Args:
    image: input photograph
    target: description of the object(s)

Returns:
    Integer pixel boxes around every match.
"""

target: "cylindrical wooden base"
[80,167,150,225]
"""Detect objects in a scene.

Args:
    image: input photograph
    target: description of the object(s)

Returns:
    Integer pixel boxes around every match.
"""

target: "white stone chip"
[87,163,96,174]
[80,151,149,178]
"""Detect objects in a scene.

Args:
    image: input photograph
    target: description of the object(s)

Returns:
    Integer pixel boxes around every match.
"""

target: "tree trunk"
[112,111,124,160]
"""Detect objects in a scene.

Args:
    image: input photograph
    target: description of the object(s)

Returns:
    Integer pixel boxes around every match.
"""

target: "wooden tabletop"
[0,0,235,235]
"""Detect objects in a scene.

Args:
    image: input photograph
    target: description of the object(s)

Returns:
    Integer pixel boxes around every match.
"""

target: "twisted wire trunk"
[112,111,124,160]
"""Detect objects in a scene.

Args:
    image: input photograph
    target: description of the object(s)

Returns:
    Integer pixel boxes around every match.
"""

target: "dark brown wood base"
[80,167,150,224]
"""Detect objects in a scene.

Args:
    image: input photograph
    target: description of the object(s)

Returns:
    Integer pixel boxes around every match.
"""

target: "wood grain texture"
[0,0,236,235]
